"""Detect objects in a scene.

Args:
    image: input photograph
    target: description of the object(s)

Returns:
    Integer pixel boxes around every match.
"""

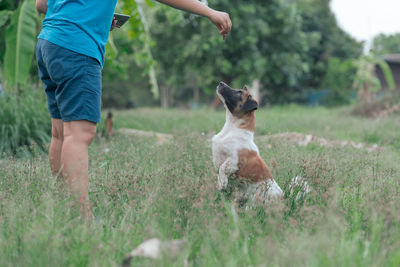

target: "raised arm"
[156,0,231,39]
[35,0,48,14]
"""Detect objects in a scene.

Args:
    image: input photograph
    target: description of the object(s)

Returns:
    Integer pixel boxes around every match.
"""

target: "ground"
[1,105,400,266]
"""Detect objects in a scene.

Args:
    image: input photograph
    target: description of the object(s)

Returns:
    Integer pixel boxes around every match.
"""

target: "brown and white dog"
[212,82,284,205]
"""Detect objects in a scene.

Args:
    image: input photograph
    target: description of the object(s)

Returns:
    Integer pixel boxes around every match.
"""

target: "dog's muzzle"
[217,81,232,95]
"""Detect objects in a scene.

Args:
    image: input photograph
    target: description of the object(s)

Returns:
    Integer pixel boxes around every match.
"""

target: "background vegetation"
[1,0,398,110]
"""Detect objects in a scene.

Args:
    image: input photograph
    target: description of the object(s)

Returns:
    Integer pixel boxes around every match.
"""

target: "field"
[1,106,400,266]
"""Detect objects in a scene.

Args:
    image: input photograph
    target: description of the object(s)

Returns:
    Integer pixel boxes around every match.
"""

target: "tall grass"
[1,107,400,266]
[0,90,51,156]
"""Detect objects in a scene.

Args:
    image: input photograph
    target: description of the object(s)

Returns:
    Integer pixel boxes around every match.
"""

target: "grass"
[0,91,51,156]
[1,105,400,266]
[111,105,400,149]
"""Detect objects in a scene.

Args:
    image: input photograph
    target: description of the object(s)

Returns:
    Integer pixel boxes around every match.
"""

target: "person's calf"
[49,118,64,176]
[61,120,96,218]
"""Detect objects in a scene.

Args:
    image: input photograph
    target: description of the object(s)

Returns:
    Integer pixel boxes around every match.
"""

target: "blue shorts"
[36,38,102,123]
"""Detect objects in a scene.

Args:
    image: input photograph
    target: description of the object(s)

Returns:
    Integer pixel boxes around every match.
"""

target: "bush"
[0,90,51,156]
[320,57,357,106]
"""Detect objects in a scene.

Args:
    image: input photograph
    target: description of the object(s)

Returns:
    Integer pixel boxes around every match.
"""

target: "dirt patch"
[116,128,173,144]
[258,132,380,152]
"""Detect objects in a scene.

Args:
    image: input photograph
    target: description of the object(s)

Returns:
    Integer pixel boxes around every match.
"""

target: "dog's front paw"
[217,174,228,191]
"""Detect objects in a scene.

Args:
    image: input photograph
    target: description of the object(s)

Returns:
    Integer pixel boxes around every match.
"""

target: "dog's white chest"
[212,128,259,169]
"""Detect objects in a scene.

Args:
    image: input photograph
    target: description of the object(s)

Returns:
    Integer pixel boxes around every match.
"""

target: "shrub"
[0,90,51,156]
[320,57,357,106]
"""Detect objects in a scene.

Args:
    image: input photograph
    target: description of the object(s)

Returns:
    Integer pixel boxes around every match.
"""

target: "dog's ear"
[242,98,258,112]
[243,85,249,91]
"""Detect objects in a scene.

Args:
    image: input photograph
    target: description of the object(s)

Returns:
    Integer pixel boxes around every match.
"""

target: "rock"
[122,238,186,266]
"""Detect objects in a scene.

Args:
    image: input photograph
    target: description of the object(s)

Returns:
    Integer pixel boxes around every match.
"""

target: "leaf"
[0,10,11,27]
[4,0,38,90]
[376,59,395,90]
[144,0,155,7]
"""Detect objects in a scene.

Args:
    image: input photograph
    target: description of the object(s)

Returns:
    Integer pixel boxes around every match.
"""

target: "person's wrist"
[204,7,214,20]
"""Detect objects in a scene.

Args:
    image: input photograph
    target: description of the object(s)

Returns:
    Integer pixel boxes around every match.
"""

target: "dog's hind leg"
[218,158,238,191]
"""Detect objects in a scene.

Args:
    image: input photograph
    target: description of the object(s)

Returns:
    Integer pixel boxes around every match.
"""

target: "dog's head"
[216,82,258,116]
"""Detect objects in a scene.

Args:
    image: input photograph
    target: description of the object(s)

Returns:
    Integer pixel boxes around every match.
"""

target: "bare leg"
[61,120,96,218]
[49,118,64,176]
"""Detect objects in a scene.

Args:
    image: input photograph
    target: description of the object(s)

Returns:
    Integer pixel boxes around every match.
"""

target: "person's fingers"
[226,17,231,32]
[112,19,120,30]
[220,17,230,35]
[111,17,118,31]
[219,24,226,35]
[209,11,231,39]
[227,17,232,32]
[221,24,228,35]
[217,23,227,39]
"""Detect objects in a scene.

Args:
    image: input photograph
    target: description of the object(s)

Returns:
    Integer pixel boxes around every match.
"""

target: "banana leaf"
[4,0,38,90]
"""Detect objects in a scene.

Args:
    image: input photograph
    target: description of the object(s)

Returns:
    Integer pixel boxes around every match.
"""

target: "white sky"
[330,0,400,47]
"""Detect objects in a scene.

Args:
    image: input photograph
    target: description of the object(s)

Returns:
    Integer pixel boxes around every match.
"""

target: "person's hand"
[207,10,232,40]
[110,16,120,31]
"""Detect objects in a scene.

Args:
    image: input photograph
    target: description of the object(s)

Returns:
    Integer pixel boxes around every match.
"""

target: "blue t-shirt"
[38,0,118,66]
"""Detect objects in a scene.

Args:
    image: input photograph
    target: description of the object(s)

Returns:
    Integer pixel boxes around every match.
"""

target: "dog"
[212,82,284,206]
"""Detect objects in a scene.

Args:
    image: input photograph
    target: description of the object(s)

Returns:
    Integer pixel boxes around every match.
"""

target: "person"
[35,0,231,218]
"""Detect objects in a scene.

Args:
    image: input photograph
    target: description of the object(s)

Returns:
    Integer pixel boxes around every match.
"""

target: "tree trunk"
[161,85,169,108]
[250,79,261,103]
[193,87,199,108]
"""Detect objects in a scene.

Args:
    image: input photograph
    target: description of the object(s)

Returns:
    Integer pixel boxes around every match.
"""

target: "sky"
[330,0,400,47]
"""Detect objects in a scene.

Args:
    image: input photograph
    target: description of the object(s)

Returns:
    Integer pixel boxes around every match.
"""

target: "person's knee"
[81,127,96,145]
[64,121,96,146]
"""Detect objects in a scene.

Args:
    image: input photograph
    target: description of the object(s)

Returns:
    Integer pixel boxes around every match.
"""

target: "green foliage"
[321,57,356,106]
[103,0,364,107]
[372,33,400,55]
[3,0,38,90]
[109,0,159,98]
[0,90,51,156]
[147,0,313,104]
[0,0,23,10]
[0,10,11,27]
[353,54,395,94]
[297,0,362,88]
[375,59,396,90]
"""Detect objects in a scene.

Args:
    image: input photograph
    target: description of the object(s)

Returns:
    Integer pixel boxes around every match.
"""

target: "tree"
[297,0,363,89]
[148,0,312,105]
[371,33,400,55]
